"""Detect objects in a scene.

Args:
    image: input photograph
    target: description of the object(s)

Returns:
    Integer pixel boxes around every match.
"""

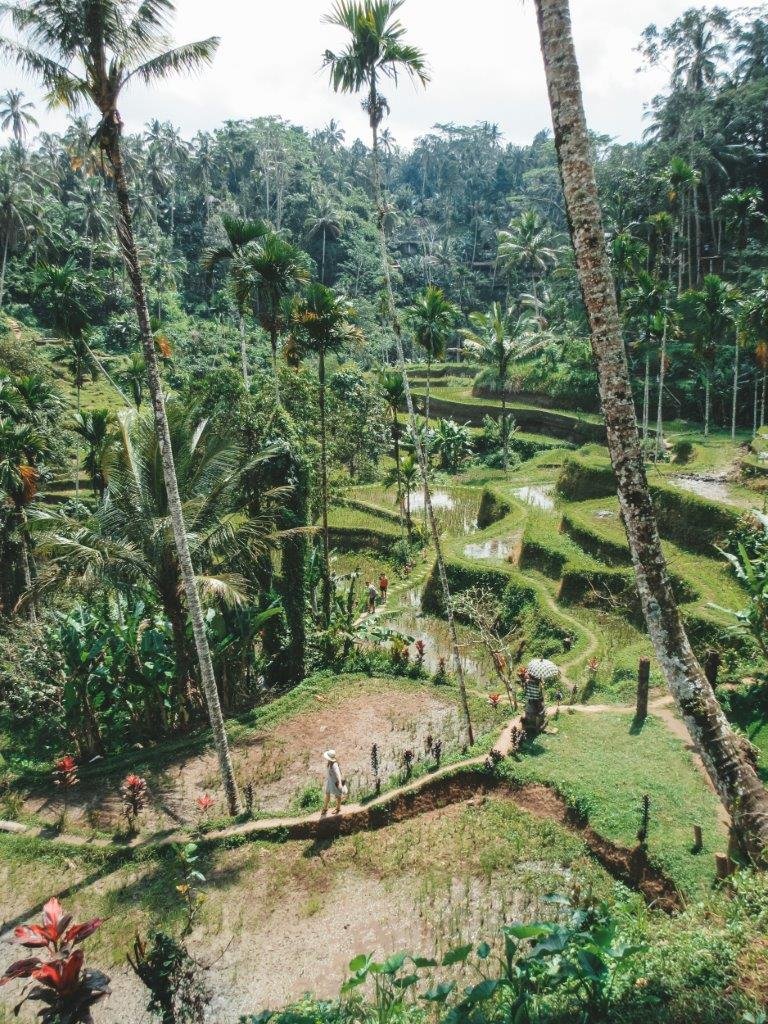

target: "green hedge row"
[339,497,402,525]
[556,454,742,553]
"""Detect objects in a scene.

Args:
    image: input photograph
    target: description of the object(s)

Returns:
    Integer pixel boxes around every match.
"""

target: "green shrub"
[673,439,694,464]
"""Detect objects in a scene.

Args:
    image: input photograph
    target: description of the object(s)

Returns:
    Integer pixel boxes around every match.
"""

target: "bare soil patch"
[22,690,465,831]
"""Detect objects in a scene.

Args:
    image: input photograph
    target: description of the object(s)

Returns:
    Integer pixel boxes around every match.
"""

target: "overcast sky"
[0,0,750,148]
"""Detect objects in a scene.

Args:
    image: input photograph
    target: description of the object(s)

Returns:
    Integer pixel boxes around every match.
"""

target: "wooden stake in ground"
[636,657,650,722]
[533,0,768,862]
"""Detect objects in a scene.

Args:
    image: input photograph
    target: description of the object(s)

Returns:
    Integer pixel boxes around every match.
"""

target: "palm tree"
[33,405,282,725]
[121,352,146,410]
[0,418,48,622]
[679,275,736,437]
[533,0,768,861]
[497,209,558,308]
[71,408,114,497]
[408,285,457,423]
[323,0,474,747]
[305,194,345,283]
[461,304,543,468]
[1,0,241,814]
[0,159,41,307]
[292,283,361,625]
[202,213,269,387]
[379,369,405,506]
[623,270,666,444]
[68,177,111,271]
[384,451,418,538]
[232,232,310,400]
[0,88,38,148]
[739,274,768,430]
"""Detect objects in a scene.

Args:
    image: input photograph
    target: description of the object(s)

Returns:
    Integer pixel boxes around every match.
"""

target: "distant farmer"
[321,749,346,815]
[366,580,378,614]
[379,572,389,604]
[522,658,560,735]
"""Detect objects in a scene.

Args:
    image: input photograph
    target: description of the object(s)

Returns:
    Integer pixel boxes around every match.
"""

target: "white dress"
[325,760,343,797]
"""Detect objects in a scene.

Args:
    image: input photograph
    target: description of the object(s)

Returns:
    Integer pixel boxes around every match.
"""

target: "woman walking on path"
[366,581,378,614]
[321,749,346,815]
[379,573,389,604]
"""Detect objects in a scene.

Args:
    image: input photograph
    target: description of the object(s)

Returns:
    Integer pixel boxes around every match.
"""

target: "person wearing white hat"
[321,749,346,815]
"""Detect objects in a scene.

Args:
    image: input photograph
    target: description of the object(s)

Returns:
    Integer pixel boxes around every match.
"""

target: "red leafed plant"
[195,793,214,819]
[488,693,502,709]
[414,639,426,669]
[120,774,148,830]
[0,897,109,1023]
[53,756,79,819]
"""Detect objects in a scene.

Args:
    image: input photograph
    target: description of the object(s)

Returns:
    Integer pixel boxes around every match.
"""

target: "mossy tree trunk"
[101,109,240,816]
[534,0,768,862]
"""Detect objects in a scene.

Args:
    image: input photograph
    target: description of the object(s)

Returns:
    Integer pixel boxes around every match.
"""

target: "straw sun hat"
[323,749,337,762]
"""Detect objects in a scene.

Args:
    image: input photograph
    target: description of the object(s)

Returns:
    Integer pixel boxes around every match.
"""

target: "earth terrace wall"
[407,393,606,445]
[557,454,742,554]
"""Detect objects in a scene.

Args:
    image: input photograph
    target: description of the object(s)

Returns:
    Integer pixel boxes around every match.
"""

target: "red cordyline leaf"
[63,919,103,947]
[196,794,214,812]
[55,756,77,773]
[32,950,84,996]
[13,925,52,949]
[0,957,43,985]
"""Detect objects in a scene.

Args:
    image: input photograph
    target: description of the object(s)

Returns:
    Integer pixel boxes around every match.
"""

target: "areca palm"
[379,369,405,507]
[0,88,38,148]
[202,213,269,386]
[305,194,345,283]
[461,304,543,468]
[292,283,362,624]
[408,284,457,423]
[0,158,41,307]
[679,274,736,437]
[324,0,474,747]
[0,0,240,813]
[232,232,310,400]
[0,417,49,622]
[71,408,114,497]
[623,271,666,443]
[384,450,418,537]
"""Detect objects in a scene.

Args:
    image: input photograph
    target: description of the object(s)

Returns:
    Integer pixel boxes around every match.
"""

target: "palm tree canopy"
[291,282,362,357]
[232,232,310,332]
[0,0,219,131]
[0,87,38,144]
[460,303,544,382]
[323,0,428,125]
[408,284,458,362]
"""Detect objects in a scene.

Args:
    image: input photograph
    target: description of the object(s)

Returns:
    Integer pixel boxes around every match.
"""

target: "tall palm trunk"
[654,317,668,461]
[238,314,250,389]
[500,368,508,469]
[269,325,280,403]
[642,348,650,445]
[732,339,739,441]
[319,345,331,626]
[368,80,474,746]
[18,508,36,625]
[0,232,8,308]
[704,373,711,438]
[534,0,768,862]
[101,110,240,816]
[321,227,327,284]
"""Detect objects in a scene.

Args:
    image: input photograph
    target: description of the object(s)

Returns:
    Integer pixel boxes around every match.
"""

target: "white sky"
[0,0,752,147]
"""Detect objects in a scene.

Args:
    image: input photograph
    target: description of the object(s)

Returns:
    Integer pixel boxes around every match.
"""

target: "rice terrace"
[0,0,767,1021]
